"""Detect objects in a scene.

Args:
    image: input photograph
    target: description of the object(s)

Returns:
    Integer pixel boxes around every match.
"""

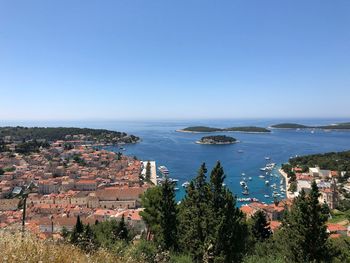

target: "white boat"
[259,175,265,178]
[241,173,246,176]
[182,181,190,188]
[265,157,271,160]
[237,150,244,153]
[264,194,270,198]
[174,187,179,191]
[265,180,270,185]
[158,166,169,175]
[169,178,179,183]
[240,181,247,187]
[248,177,252,181]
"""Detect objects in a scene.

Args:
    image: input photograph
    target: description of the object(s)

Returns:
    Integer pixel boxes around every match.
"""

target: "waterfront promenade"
[278,168,295,199]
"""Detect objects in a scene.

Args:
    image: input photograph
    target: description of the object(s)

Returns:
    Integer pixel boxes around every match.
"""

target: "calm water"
[2,118,350,204]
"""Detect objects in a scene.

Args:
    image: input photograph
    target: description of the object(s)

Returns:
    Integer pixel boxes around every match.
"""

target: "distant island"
[0,126,140,149]
[196,135,237,145]
[178,126,271,133]
[271,122,350,130]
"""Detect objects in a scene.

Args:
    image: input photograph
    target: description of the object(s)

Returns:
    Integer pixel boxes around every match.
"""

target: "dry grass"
[0,231,124,263]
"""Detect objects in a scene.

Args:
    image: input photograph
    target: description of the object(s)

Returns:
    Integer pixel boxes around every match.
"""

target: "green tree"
[213,189,248,263]
[117,214,129,241]
[210,161,226,212]
[277,182,333,262]
[179,163,212,262]
[251,210,271,242]
[140,186,162,241]
[146,161,151,182]
[159,177,178,250]
[71,215,84,244]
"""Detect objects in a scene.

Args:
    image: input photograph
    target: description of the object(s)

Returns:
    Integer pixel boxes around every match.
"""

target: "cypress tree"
[305,181,331,262]
[71,215,84,244]
[159,177,178,250]
[117,214,129,241]
[145,161,151,182]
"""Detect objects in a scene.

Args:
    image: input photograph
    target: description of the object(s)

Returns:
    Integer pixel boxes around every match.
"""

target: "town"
[0,130,155,239]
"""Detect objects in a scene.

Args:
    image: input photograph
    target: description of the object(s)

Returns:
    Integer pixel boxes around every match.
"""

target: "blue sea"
[2,118,350,204]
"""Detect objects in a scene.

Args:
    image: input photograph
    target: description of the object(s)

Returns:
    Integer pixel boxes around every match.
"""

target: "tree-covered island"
[178,126,271,133]
[271,122,350,130]
[196,135,237,144]
[0,126,140,154]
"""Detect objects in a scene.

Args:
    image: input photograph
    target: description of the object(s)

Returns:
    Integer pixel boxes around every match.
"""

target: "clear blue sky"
[0,0,349,120]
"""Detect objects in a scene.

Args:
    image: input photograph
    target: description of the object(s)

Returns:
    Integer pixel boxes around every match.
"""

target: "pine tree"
[251,210,271,242]
[277,184,332,262]
[179,163,212,262]
[213,189,248,263]
[140,186,162,241]
[210,161,226,213]
[159,177,178,250]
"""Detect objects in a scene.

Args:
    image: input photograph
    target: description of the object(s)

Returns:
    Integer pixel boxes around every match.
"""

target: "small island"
[270,123,309,129]
[196,135,237,145]
[271,122,350,130]
[178,126,270,133]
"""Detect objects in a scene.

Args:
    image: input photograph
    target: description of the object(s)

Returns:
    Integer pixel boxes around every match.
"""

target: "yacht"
[158,166,169,175]
[259,175,265,178]
[240,181,247,187]
[182,181,190,188]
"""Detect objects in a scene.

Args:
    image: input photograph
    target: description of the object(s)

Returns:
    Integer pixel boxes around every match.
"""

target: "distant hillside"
[271,122,350,130]
[0,126,140,144]
[179,126,270,133]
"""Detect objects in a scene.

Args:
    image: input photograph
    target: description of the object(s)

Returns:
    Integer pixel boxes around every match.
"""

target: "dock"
[141,161,157,185]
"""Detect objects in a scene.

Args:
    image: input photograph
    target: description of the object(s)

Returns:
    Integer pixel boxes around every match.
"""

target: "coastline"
[278,168,294,199]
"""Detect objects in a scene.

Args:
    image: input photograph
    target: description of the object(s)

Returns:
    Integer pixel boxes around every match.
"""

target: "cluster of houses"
[0,140,155,239]
[240,166,350,238]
